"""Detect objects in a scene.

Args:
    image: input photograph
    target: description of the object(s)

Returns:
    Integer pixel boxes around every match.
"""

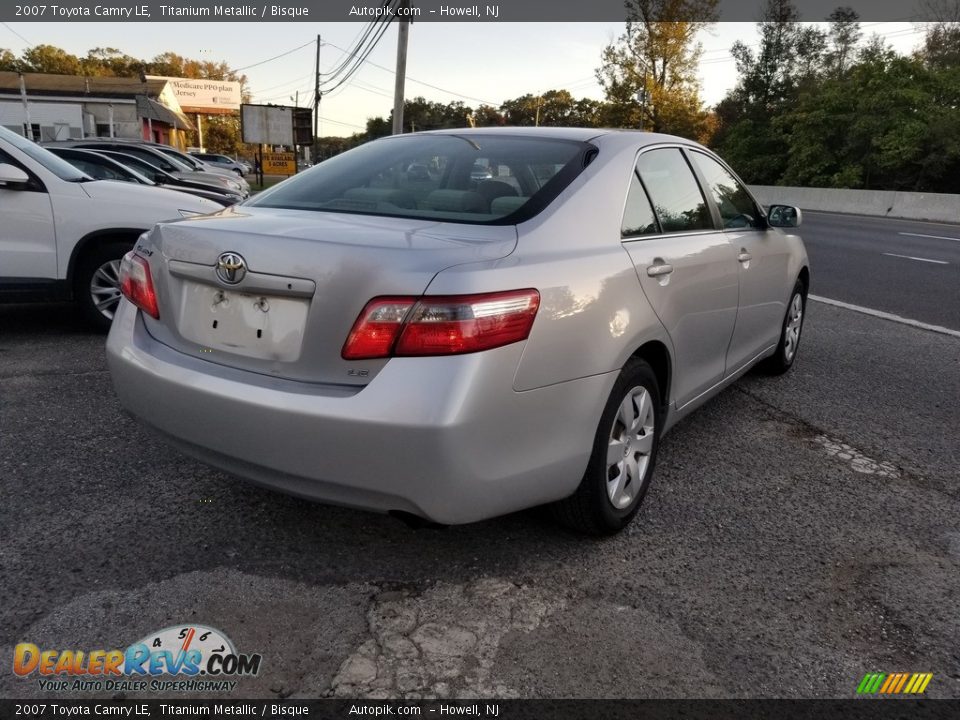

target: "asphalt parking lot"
[2,243,959,699]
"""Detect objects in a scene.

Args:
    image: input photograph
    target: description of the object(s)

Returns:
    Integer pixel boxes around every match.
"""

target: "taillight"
[119,251,159,319]
[342,289,540,360]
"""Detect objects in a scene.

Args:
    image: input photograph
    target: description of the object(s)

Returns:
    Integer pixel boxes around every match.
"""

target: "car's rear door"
[687,149,789,373]
[620,146,739,409]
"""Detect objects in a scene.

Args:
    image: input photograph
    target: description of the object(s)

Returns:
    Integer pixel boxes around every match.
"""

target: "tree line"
[3,2,960,192]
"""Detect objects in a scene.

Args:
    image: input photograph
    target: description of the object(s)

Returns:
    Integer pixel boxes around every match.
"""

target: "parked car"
[89,150,242,206]
[152,144,250,195]
[190,152,250,176]
[46,147,239,206]
[0,126,219,330]
[43,140,247,197]
[107,128,808,534]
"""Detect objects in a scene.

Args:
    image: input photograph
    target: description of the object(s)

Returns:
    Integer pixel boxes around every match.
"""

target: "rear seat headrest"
[490,196,529,215]
[343,187,417,209]
[424,190,487,213]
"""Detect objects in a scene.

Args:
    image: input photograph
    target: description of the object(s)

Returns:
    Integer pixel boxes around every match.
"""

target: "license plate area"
[178,282,309,362]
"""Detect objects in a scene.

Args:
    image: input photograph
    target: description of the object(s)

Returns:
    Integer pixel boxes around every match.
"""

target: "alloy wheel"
[606,386,656,510]
[89,259,123,320]
[784,292,804,362]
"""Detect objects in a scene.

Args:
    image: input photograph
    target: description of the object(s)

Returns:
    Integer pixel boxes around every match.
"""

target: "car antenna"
[448,134,481,151]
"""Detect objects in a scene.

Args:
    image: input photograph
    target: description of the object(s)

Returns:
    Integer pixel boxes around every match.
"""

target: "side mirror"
[0,163,29,188]
[768,204,802,228]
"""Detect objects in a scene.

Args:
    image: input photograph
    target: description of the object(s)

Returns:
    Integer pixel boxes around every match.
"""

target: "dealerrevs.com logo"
[13,625,262,693]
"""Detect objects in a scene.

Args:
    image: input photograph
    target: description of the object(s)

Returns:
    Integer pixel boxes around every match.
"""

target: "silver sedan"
[106,128,808,534]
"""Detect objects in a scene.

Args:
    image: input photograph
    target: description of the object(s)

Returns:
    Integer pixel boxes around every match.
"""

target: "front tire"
[74,241,132,332]
[552,358,662,535]
[759,279,806,375]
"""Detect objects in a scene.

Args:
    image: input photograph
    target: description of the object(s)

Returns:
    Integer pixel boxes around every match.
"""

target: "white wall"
[751,185,960,224]
[0,101,83,141]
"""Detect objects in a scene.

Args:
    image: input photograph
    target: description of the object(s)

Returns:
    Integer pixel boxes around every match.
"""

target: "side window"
[636,148,713,233]
[690,151,761,229]
[621,171,659,238]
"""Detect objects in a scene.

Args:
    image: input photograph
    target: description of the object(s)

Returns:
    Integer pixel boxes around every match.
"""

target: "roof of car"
[393,126,705,150]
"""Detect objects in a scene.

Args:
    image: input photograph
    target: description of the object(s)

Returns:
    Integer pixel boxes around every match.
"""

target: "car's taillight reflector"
[341,298,416,360]
[119,251,159,319]
[342,289,540,360]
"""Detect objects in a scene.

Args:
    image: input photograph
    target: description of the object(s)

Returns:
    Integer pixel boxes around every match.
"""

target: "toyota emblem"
[216,252,247,285]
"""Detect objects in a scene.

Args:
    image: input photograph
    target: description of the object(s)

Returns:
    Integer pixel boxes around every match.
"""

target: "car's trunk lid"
[140,206,517,385]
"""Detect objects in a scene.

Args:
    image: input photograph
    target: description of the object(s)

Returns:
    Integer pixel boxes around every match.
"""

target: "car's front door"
[0,149,57,280]
[621,147,739,409]
[688,150,789,373]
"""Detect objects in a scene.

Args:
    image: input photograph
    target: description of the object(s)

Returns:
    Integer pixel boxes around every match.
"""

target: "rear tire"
[74,241,132,332]
[758,279,806,375]
[552,358,662,535]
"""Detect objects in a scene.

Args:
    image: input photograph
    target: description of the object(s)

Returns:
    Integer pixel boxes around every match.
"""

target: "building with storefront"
[0,72,194,147]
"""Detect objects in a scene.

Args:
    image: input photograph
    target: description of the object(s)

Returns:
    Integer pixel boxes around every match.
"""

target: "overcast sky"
[2,21,924,136]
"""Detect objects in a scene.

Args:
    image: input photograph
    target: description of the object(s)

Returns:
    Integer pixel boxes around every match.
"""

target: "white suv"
[0,126,219,330]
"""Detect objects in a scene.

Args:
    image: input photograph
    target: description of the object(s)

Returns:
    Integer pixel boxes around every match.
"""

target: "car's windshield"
[0,126,90,181]
[160,148,201,169]
[249,134,591,225]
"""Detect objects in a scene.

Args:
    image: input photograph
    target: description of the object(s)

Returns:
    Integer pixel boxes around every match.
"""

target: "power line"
[251,71,315,96]
[319,9,398,94]
[229,39,316,73]
[321,39,500,106]
[319,115,367,130]
[1,22,32,48]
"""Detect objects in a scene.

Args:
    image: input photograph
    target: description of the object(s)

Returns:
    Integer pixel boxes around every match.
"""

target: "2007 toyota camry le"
[106,127,808,535]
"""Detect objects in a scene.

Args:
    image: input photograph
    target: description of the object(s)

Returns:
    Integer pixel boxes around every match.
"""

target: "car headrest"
[490,196,529,215]
[424,190,487,213]
[343,187,417,209]
[475,180,518,202]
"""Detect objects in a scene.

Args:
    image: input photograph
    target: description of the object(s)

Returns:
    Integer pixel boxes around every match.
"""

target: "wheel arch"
[67,228,146,289]
[629,339,672,413]
[797,265,810,294]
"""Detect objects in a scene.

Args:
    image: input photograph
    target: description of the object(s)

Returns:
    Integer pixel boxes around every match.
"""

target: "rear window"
[249,134,592,224]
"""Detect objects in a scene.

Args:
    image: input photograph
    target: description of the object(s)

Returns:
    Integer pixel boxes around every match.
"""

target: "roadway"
[0,212,958,700]
[800,211,960,331]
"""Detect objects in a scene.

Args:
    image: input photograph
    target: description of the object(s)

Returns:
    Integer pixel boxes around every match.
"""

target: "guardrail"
[749,186,960,224]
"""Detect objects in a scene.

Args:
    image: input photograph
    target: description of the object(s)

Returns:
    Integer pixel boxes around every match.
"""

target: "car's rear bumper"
[106,301,615,524]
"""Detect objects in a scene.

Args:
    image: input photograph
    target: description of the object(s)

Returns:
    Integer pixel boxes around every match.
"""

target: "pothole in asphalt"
[812,435,900,478]
[330,578,565,700]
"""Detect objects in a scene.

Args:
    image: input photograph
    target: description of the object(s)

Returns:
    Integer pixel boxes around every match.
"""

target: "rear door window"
[621,172,659,238]
[689,151,761,229]
[636,148,713,233]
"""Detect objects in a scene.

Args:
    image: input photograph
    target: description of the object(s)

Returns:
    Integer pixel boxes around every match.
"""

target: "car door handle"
[738,251,752,263]
[646,262,674,278]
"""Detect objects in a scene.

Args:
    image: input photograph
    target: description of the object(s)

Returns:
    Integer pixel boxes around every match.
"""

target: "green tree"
[470,104,504,127]
[0,48,18,71]
[780,52,960,192]
[81,48,142,77]
[19,44,83,74]
[825,7,862,77]
[597,0,718,140]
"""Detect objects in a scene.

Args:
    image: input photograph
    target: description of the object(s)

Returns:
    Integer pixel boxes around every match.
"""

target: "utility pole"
[392,0,410,135]
[313,33,321,164]
[18,73,31,140]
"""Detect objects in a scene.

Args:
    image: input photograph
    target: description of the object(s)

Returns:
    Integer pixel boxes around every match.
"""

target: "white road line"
[809,295,960,339]
[899,232,960,242]
[882,252,949,265]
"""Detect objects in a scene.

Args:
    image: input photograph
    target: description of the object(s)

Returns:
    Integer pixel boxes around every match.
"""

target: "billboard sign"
[148,76,242,114]
[241,104,295,146]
